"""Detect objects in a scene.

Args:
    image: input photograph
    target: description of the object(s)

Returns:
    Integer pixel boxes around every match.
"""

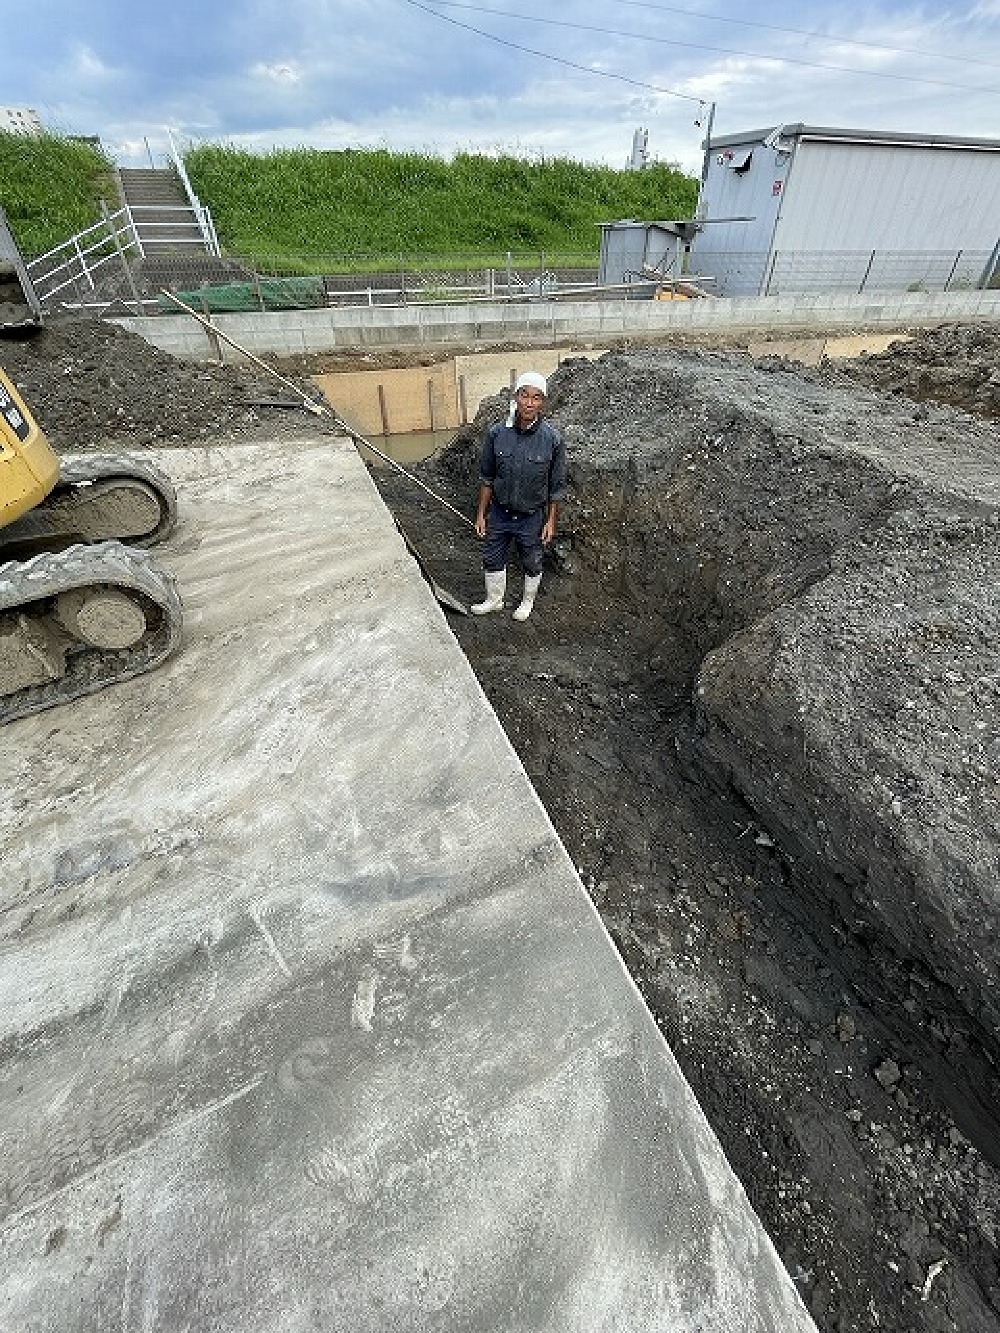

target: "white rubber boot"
[512,573,542,621]
[471,569,507,615]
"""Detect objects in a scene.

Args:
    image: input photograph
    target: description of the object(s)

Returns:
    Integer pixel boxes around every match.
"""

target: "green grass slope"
[185,144,700,268]
[0,132,117,257]
[0,134,700,270]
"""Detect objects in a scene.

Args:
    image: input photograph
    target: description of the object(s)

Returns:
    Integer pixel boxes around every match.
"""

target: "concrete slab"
[0,439,815,1332]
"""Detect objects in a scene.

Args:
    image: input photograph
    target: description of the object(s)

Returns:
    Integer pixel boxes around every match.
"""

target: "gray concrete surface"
[114,288,1000,363]
[0,438,816,1331]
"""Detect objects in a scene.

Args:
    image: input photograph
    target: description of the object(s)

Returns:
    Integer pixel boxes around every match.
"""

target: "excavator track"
[0,455,178,558]
[0,541,182,724]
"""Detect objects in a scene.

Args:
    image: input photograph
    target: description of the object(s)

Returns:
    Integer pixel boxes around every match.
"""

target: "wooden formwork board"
[313,348,609,440]
[314,362,459,436]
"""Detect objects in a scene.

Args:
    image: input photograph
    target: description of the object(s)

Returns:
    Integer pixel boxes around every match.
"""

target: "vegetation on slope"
[185,145,700,267]
[0,134,700,270]
[0,132,117,257]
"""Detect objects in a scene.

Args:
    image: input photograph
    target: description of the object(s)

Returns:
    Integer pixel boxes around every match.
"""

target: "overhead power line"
[612,0,1000,73]
[399,0,704,103]
[409,0,1000,97]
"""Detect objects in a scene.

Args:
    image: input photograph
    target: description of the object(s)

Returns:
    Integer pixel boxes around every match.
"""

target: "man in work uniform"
[472,371,566,622]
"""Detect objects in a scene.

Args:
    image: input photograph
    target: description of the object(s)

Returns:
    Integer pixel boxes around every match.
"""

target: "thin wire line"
[399,0,705,103]
[613,0,1000,73]
[411,0,1000,96]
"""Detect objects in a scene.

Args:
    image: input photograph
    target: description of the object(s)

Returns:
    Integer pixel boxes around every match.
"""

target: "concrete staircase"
[117,169,263,299]
[117,168,211,253]
[26,167,245,313]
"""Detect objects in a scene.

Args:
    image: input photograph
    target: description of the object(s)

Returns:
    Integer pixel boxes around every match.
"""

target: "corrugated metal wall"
[690,130,1000,296]
[777,140,1000,249]
[692,135,786,296]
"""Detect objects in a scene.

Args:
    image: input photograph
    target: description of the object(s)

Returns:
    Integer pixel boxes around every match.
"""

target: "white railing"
[26,208,140,304]
[26,203,217,306]
[120,202,212,250]
[167,128,220,257]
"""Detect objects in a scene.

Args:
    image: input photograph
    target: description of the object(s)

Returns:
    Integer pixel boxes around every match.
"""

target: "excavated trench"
[371,343,1000,1333]
[498,476,996,1143]
[539,449,1000,1164]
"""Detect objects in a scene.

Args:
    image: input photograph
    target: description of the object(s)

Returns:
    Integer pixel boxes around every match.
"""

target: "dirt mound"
[833,322,1000,419]
[0,315,324,450]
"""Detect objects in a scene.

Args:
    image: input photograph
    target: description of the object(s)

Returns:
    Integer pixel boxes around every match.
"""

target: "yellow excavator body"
[0,367,60,527]
[0,209,183,723]
[0,363,184,723]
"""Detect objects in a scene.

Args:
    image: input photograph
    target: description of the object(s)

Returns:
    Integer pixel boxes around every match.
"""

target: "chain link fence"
[691,247,999,298]
[249,252,600,308]
[28,231,1000,315]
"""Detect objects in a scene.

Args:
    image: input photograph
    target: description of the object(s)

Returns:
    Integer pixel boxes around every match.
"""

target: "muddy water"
[357,428,458,468]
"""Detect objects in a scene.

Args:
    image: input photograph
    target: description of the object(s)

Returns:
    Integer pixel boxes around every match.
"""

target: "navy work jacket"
[478,418,567,515]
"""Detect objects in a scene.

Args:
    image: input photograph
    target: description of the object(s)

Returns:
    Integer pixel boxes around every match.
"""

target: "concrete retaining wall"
[114,288,1000,365]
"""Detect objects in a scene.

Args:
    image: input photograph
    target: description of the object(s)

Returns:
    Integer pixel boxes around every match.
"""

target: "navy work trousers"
[482,502,545,577]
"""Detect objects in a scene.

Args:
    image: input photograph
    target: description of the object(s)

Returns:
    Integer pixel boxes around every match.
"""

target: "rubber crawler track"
[55,455,179,545]
[0,541,183,723]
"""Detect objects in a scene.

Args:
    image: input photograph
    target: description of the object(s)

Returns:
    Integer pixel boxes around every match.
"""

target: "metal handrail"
[167,128,221,256]
[27,208,139,301]
[26,200,219,306]
[122,208,211,246]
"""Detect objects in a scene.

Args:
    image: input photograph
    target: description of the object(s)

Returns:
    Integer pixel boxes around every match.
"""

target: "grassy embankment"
[0,132,117,257]
[0,133,700,273]
[184,145,700,273]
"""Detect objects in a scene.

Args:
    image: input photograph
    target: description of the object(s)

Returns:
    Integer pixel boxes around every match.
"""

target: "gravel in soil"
[4,315,1000,1333]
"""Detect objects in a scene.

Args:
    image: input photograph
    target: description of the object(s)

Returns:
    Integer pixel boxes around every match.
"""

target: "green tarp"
[158,275,325,314]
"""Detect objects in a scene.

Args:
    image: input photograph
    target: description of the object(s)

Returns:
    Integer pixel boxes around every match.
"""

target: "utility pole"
[695,101,716,219]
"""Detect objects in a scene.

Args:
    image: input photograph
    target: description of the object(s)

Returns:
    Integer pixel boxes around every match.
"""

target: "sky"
[6,0,1000,178]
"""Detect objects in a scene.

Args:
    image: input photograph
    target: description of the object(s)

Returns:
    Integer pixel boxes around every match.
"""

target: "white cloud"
[250,62,302,85]
[68,42,116,84]
[5,0,1000,176]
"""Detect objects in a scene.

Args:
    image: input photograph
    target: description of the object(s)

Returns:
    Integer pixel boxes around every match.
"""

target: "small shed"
[598,219,698,293]
[689,124,1000,297]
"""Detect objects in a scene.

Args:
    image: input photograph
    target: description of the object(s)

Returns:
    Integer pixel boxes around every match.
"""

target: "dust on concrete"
[4,314,1000,1333]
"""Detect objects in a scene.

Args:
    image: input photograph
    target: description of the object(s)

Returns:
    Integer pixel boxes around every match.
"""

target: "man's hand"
[475,484,492,538]
[541,515,557,544]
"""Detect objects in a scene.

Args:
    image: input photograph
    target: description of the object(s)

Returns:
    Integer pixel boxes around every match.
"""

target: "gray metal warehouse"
[688,123,1000,297]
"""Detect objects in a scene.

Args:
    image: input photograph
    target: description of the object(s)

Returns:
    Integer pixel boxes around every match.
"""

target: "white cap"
[514,371,547,396]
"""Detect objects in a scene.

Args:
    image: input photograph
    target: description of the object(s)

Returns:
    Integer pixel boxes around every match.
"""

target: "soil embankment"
[4,316,1000,1333]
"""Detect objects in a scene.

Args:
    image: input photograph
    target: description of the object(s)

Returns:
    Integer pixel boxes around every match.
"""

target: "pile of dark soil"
[834,322,1000,419]
[4,314,1000,1333]
[0,317,325,449]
